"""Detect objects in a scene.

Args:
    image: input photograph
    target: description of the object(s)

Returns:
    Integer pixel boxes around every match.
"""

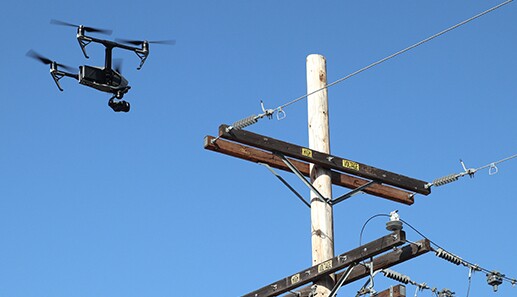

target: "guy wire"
[276,0,513,112]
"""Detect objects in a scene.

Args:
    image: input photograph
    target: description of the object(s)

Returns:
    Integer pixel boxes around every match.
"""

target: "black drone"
[27,19,175,112]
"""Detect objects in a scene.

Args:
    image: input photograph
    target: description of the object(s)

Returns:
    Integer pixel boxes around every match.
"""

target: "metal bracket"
[332,180,378,205]
[274,152,330,204]
[328,264,356,297]
[259,163,311,208]
[264,152,381,207]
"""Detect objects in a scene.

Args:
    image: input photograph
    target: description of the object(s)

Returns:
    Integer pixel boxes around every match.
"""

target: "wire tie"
[276,107,286,120]
[489,163,498,175]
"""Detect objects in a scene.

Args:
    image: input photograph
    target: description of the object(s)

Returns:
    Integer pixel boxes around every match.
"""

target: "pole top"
[307,54,326,62]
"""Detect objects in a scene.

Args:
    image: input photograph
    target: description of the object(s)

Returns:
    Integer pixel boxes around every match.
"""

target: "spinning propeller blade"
[115,38,176,46]
[26,50,76,72]
[113,58,123,74]
[50,19,113,35]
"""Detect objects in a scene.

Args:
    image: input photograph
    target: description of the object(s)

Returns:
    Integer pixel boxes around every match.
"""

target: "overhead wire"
[427,153,517,188]
[398,217,517,285]
[359,214,517,288]
[216,0,513,136]
[476,153,517,172]
[276,0,512,112]
[359,213,390,246]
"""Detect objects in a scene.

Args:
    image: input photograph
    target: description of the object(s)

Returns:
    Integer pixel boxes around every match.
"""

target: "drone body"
[27,20,174,112]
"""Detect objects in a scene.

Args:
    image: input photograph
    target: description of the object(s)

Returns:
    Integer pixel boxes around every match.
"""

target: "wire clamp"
[460,159,477,178]
[260,100,275,119]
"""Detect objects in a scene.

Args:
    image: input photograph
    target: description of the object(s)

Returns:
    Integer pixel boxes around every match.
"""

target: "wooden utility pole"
[307,54,334,296]
[204,55,432,297]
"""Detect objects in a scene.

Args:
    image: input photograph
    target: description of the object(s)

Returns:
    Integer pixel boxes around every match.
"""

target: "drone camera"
[108,99,130,112]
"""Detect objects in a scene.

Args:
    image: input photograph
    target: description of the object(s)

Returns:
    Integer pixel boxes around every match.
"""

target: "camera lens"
[108,99,130,112]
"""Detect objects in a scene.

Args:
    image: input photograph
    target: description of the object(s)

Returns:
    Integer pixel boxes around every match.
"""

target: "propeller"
[26,50,76,72]
[113,58,123,74]
[50,19,113,35]
[115,38,176,46]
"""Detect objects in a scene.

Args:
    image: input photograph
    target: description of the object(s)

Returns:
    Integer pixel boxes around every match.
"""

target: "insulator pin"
[432,174,459,187]
[230,115,258,131]
[435,248,462,265]
[382,269,410,284]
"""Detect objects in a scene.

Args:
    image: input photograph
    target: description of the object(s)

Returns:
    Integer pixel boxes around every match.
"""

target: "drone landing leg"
[50,70,78,91]
[51,71,65,91]
[78,38,92,59]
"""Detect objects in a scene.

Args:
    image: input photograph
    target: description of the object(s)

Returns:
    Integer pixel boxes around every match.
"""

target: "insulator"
[230,115,258,130]
[438,289,455,297]
[487,271,504,292]
[432,174,459,187]
[435,248,462,265]
[382,269,410,284]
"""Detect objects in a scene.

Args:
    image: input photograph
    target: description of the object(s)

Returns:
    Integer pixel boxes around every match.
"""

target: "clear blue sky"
[1,1,516,296]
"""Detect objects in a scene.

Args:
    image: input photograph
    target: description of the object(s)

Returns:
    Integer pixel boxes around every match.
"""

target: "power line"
[399,218,517,286]
[359,214,517,289]
[277,0,512,112]
[359,214,389,245]
[426,153,517,188]
[220,0,513,134]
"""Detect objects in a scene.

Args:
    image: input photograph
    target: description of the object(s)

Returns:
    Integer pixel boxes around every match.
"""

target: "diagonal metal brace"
[259,163,311,208]
[332,180,378,205]
[274,152,330,204]
[329,263,357,297]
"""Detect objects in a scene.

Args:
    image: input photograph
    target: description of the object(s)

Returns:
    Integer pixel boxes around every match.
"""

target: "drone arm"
[108,40,150,70]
